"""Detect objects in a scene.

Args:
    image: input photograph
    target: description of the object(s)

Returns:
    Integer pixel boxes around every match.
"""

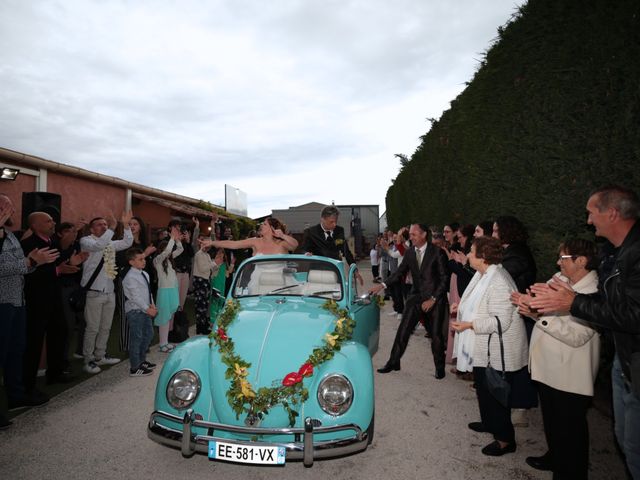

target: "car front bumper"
[148,409,369,467]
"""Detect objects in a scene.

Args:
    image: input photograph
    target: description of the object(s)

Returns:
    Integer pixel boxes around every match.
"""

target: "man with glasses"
[530,185,640,478]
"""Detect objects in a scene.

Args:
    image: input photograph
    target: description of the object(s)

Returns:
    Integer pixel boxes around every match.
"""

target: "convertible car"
[148,254,380,466]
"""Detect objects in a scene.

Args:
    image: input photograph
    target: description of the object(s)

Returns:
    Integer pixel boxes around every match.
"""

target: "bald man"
[21,212,74,390]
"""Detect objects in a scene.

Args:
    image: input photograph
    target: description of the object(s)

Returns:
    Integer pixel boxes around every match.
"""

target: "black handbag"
[485,316,511,407]
[68,258,105,312]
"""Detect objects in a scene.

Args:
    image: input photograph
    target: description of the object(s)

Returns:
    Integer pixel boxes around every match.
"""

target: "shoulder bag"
[485,316,511,407]
[68,257,105,312]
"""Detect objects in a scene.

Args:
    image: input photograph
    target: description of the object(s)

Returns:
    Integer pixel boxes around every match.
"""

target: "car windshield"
[232,259,343,300]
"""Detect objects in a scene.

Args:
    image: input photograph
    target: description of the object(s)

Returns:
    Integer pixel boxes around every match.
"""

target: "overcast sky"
[0,0,523,218]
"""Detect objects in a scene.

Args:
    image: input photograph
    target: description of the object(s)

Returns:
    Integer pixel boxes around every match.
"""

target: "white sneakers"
[84,361,101,374]
[83,356,121,374]
[95,356,121,366]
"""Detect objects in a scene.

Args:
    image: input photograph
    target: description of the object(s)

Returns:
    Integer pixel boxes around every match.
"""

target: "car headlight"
[317,374,353,416]
[166,370,201,410]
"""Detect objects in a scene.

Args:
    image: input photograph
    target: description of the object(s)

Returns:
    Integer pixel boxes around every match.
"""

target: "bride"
[199,217,298,255]
[200,218,298,295]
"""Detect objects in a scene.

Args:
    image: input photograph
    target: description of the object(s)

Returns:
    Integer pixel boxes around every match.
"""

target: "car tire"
[366,412,375,445]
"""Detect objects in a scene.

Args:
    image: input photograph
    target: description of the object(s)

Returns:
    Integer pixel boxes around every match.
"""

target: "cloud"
[0,0,522,218]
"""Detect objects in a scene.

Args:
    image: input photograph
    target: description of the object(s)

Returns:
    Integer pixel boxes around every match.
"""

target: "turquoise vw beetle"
[148,254,380,467]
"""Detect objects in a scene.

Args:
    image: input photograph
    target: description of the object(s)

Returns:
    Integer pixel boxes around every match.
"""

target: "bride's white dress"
[246,254,287,295]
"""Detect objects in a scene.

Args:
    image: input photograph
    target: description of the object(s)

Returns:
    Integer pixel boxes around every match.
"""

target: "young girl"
[153,226,183,352]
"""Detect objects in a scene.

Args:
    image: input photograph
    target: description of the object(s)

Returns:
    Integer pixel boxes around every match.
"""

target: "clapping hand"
[143,245,157,257]
[192,216,200,228]
[450,320,472,332]
[69,251,89,266]
[451,250,467,264]
[510,290,539,318]
[29,247,59,265]
[58,263,80,275]
[528,277,575,313]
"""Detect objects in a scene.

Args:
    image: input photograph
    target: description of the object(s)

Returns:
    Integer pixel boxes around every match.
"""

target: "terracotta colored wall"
[0,173,37,227]
[47,172,126,223]
[133,200,173,231]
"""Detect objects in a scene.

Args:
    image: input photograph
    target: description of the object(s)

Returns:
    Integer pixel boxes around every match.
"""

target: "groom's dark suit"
[382,242,449,376]
[302,224,356,264]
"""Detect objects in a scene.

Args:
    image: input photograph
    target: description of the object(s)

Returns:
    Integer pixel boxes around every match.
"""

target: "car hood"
[209,297,337,426]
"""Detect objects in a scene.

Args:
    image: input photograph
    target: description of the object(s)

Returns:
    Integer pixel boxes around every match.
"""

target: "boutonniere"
[335,239,344,246]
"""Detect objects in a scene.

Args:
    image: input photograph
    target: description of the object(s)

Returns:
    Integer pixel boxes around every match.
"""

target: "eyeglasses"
[558,255,577,261]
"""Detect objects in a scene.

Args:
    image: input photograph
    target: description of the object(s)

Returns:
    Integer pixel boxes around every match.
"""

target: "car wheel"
[366,412,375,445]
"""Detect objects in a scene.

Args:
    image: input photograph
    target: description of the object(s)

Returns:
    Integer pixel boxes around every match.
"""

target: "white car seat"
[251,271,286,295]
[304,270,341,297]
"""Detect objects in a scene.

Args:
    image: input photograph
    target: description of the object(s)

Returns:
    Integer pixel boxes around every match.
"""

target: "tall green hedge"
[386,0,640,279]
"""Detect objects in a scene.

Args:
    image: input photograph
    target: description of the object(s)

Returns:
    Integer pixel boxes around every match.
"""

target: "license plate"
[208,440,286,465]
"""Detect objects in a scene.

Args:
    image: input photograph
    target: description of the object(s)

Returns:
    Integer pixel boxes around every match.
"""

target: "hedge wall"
[386,0,640,279]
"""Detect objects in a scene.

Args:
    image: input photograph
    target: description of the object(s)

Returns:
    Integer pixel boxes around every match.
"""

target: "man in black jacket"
[21,212,80,389]
[370,223,450,378]
[302,205,363,285]
[531,185,640,479]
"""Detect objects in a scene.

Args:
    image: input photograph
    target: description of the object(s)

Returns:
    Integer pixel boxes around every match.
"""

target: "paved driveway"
[0,264,628,479]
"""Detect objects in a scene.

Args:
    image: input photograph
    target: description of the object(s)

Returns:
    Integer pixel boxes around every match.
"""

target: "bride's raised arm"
[273,229,298,252]
[199,237,258,251]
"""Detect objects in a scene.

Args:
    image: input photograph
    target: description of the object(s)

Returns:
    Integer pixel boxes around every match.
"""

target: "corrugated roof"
[132,192,228,219]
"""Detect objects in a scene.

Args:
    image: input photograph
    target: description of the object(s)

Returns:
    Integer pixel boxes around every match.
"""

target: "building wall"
[132,199,174,230]
[47,171,126,223]
[0,172,37,227]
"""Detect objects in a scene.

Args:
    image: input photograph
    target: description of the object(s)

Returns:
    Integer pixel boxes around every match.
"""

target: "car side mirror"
[354,293,371,306]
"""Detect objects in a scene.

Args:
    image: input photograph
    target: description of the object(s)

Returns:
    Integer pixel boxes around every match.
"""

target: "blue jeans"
[0,304,26,402]
[612,355,640,479]
[127,310,153,370]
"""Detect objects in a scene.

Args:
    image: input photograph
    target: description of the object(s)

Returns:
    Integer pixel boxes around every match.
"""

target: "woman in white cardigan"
[451,236,528,456]
[511,239,600,478]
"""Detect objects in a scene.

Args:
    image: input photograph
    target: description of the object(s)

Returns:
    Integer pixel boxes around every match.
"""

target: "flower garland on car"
[210,298,355,427]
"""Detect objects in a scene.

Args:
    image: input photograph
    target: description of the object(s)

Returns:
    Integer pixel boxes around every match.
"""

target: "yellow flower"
[324,333,339,347]
[336,317,346,329]
[234,363,248,377]
[240,379,256,398]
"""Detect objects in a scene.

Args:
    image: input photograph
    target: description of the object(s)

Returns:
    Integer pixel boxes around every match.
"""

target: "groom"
[302,205,363,284]
[370,223,449,378]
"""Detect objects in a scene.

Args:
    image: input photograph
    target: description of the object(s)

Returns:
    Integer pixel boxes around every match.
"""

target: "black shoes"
[140,361,157,370]
[481,440,517,456]
[468,422,490,433]
[377,364,400,374]
[7,390,49,411]
[526,453,553,471]
[435,368,445,379]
